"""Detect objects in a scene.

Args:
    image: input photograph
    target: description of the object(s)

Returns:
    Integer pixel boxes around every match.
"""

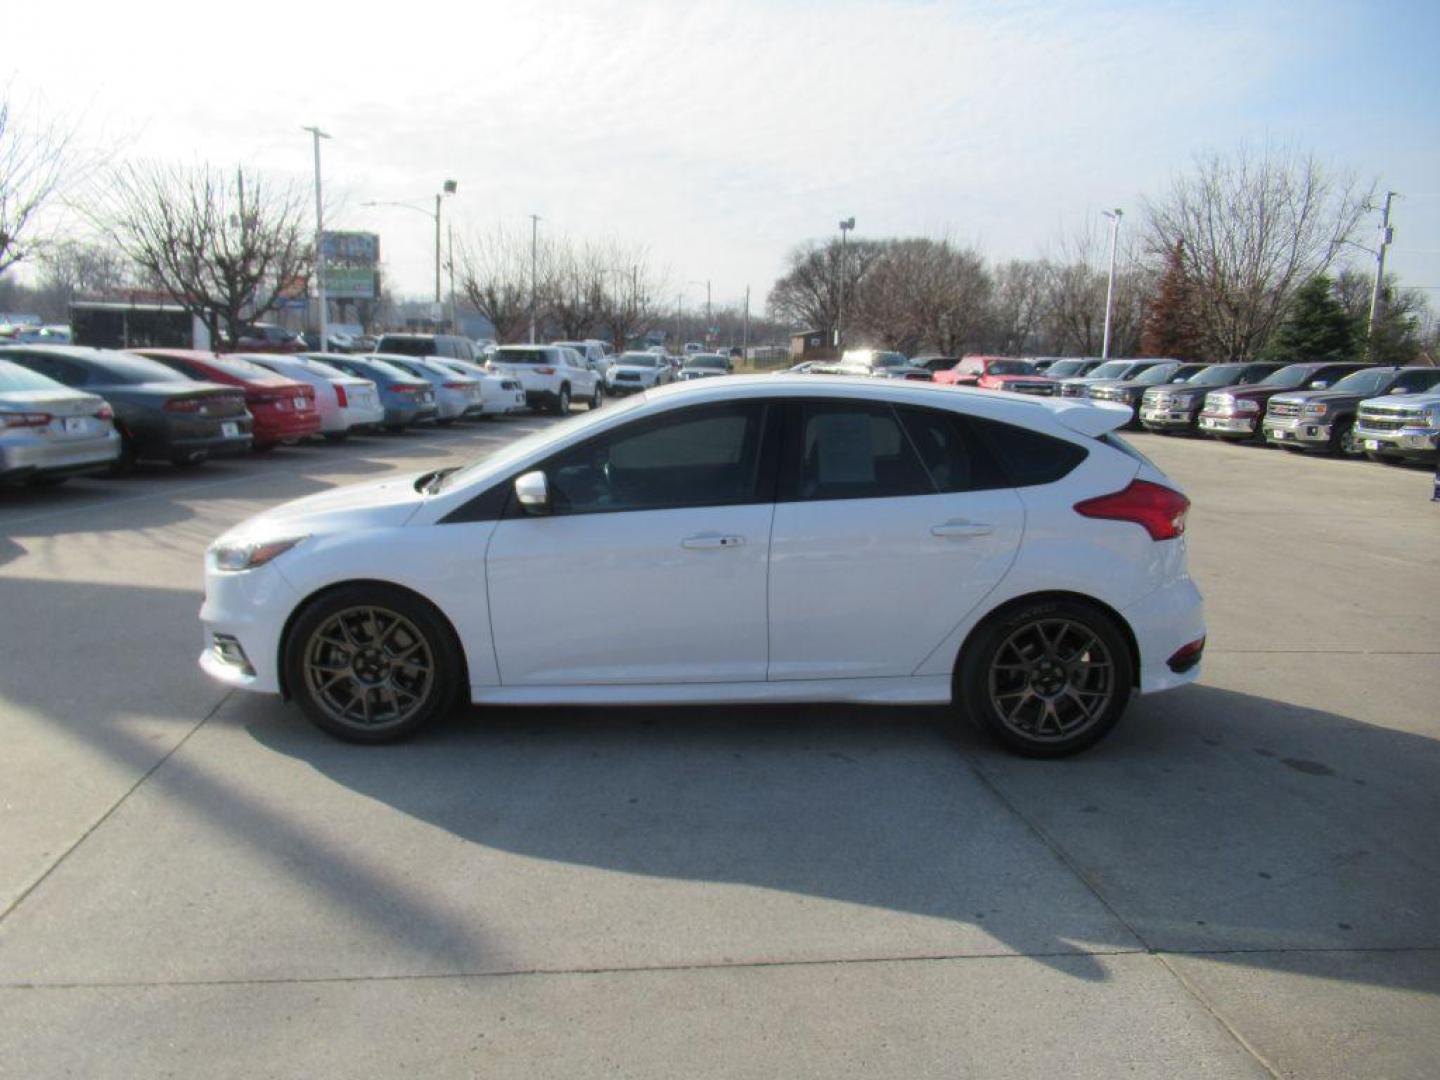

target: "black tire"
[108,432,137,477]
[170,453,207,468]
[436,417,455,427]
[590,383,603,409]
[955,598,1134,758]
[556,385,571,415]
[323,431,349,442]
[252,442,277,454]
[384,424,406,434]
[284,583,463,743]
[24,474,68,488]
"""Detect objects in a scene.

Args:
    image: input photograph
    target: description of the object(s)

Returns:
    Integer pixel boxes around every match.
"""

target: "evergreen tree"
[1139,240,1201,359]
[1261,275,1356,361]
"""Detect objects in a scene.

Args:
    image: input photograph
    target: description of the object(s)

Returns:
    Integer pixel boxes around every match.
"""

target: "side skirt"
[469,675,953,708]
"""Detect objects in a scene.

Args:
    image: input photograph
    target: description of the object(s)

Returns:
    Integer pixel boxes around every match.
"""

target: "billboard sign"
[320,231,379,264]
[321,267,378,300]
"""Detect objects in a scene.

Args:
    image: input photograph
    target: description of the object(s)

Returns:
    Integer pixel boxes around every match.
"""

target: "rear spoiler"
[1051,400,1133,439]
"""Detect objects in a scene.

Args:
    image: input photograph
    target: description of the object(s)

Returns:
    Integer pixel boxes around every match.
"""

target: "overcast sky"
[10,0,1440,310]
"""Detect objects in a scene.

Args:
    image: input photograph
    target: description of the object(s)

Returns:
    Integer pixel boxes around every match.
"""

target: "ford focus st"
[199,377,1205,756]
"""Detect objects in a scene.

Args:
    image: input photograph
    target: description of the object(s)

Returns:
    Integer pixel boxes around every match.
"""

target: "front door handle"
[932,520,994,538]
[682,534,745,550]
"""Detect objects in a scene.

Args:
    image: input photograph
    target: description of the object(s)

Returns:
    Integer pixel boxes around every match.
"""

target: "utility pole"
[302,126,331,351]
[742,284,750,360]
[1101,207,1124,359]
[529,213,541,344]
[447,222,457,334]
[837,217,854,351]
[1368,191,1398,350]
[434,193,443,305]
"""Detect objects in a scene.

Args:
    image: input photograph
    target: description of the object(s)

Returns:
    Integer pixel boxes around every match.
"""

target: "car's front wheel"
[556,386,571,415]
[956,599,1133,757]
[590,383,603,409]
[285,584,463,743]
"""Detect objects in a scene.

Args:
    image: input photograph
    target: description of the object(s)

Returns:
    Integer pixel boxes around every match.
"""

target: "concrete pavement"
[1,420,1436,1078]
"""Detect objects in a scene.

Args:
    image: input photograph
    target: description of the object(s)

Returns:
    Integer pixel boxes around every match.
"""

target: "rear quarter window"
[969,416,1089,486]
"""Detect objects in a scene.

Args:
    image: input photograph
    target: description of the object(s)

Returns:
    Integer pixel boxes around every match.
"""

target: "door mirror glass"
[1310,380,1329,390]
[1389,386,1410,394]
[514,470,550,515]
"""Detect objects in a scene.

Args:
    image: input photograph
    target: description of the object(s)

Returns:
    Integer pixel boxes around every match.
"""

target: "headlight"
[210,535,307,572]
[1301,402,1328,416]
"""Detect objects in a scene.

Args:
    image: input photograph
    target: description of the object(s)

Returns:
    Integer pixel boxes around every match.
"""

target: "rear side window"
[790,401,934,501]
[969,416,1088,486]
[896,406,1009,493]
[377,336,433,357]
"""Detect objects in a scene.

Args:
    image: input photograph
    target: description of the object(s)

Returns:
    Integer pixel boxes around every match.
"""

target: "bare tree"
[100,161,312,346]
[847,239,992,355]
[0,97,74,275]
[547,239,607,340]
[28,240,135,321]
[985,259,1050,355]
[766,238,885,337]
[459,225,550,344]
[592,242,667,352]
[1145,145,1372,360]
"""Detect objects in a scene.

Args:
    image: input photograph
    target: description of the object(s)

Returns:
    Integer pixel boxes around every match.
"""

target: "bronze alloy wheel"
[302,605,436,733]
[986,617,1116,743]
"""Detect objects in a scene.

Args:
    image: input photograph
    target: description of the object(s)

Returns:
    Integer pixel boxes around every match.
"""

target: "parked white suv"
[607,351,676,395]
[553,340,611,376]
[490,345,602,414]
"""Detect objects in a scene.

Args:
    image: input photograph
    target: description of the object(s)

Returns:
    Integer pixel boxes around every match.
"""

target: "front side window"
[543,401,771,514]
[790,401,933,502]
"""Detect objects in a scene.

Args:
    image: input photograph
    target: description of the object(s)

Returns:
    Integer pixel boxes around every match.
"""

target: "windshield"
[207,355,287,380]
[434,393,649,493]
[618,353,658,367]
[1327,369,1392,395]
[1131,363,1181,385]
[685,355,727,369]
[354,357,416,381]
[1044,360,1087,378]
[384,359,433,380]
[989,360,1035,376]
[1390,369,1440,393]
[1187,364,1243,387]
[873,352,907,367]
[1086,361,1129,379]
[376,336,435,357]
[0,359,67,392]
[1257,364,1314,389]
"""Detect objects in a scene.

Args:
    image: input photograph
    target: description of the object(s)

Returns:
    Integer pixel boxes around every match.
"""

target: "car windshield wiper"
[414,467,459,495]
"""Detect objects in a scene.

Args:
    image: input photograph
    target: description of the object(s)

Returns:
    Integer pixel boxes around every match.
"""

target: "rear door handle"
[682,534,745,550]
[931,520,994,538]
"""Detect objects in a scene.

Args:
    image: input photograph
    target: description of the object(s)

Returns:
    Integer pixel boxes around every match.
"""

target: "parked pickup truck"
[934,355,1055,394]
[1197,361,1369,442]
[1353,386,1440,465]
[1139,362,1284,434]
[1086,361,1207,426]
[1262,366,1440,455]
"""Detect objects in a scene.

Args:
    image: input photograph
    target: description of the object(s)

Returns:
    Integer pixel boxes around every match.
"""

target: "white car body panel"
[198,377,1205,712]
[242,354,383,433]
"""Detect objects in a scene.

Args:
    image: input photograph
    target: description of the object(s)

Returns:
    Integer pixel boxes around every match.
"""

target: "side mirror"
[514,470,550,515]
[1389,386,1410,394]
[1311,381,1329,390]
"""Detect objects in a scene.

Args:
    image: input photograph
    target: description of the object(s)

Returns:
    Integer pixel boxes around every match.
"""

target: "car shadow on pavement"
[246,681,1440,990]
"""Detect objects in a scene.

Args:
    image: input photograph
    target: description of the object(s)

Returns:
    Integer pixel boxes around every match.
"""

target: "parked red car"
[934,355,1058,396]
[134,349,321,449]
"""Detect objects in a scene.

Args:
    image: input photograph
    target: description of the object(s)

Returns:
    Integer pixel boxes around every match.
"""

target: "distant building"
[790,329,835,362]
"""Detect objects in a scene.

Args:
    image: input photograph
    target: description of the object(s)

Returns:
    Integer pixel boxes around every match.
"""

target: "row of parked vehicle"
[781,350,1440,466]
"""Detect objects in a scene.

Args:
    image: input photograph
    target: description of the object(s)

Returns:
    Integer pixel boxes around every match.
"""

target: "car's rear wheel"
[556,386,571,415]
[590,383,603,409]
[285,585,462,743]
[956,599,1133,757]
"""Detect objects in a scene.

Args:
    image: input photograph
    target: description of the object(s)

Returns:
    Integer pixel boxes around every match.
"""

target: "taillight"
[1074,480,1190,541]
[0,411,51,429]
[534,366,555,375]
[164,397,202,413]
[1167,637,1206,673]
[392,384,421,394]
[334,384,348,408]
[442,382,469,390]
[95,405,114,420]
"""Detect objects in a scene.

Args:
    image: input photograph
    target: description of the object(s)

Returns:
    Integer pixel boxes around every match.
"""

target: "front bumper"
[1262,416,1333,449]
[1139,405,1199,430]
[1354,423,1439,460]
[1197,413,1258,437]
[606,380,650,396]
[198,560,300,695]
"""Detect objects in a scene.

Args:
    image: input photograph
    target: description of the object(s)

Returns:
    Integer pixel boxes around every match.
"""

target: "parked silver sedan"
[0,358,121,484]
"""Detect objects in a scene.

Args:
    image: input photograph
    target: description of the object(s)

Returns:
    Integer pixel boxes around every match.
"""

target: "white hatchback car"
[200,377,1205,756]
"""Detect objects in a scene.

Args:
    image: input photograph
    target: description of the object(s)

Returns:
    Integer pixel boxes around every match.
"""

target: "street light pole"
[529,213,542,344]
[447,222,457,335]
[1101,208,1124,359]
[836,217,855,351]
[303,126,331,351]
